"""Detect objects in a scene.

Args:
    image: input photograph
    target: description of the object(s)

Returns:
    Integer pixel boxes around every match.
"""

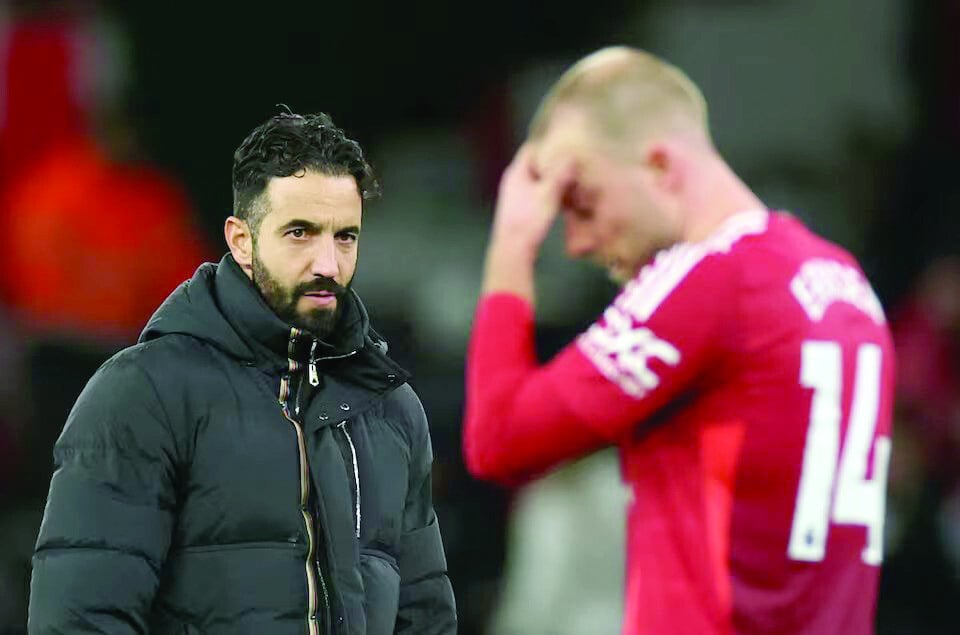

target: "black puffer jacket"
[28,255,457,634]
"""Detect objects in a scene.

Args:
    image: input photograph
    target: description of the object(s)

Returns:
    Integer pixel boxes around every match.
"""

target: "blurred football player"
[464,47,895,635]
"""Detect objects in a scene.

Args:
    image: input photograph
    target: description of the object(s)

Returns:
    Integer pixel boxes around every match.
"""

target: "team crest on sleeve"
[578,304,681,398]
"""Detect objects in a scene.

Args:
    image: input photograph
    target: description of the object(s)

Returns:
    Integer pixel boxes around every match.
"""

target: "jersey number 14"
[788,341,891,566]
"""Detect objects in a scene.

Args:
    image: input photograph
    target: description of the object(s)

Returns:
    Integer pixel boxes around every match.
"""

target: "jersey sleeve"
[463,243,738,485]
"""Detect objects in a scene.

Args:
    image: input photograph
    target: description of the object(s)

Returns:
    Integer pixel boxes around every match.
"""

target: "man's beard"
[252,252,349,340]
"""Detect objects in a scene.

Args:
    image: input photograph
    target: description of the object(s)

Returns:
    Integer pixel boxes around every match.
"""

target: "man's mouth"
[302,291,337,306]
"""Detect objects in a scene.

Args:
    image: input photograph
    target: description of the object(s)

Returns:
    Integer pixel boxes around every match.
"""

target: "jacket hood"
[140,254,382,373]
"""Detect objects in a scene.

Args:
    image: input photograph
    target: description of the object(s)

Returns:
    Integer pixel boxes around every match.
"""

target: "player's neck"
[681,156,765,244]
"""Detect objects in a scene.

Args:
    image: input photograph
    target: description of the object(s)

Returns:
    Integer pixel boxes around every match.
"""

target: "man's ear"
[224,216,254,277]
[644,141,682,194]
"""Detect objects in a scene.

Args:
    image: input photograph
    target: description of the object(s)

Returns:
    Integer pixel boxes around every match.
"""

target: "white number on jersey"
[787,341,891,565]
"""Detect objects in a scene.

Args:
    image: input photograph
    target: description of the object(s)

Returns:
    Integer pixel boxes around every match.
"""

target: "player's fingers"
[512,143,534,167]
[538,160,577,206]
[501,144,529,180]
[498,157,524,196]
[498,148,539,199]
[509,143,546,184]
[507,142,537,174]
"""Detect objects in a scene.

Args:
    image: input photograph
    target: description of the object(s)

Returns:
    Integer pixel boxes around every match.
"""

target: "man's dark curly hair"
[232,110,380,237]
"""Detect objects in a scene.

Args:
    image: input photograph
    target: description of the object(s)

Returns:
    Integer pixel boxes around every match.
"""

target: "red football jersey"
[465,210,895,634]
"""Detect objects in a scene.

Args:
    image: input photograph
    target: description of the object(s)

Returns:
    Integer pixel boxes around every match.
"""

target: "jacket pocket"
[174,540,303,554]
[398,517,446,582]
[149,611,204,635]
[360,548,401,635]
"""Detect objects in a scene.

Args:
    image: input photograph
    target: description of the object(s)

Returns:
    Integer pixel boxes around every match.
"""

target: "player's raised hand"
[491,144,577,255]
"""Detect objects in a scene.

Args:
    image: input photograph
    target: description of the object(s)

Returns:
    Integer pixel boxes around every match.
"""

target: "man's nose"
[310,235,339,279]
[565,221,597,259]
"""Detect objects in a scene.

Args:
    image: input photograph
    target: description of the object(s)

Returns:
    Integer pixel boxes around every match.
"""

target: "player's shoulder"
[707,210,871,284]
[624,209,768,286]
[613,209,878,319]
[604,211,765,327]
[737,211,888,328]
[648,208,774,275]
[735,210,857,262]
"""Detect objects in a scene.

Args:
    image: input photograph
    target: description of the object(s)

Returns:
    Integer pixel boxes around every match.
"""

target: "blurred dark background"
[1,0,959,633]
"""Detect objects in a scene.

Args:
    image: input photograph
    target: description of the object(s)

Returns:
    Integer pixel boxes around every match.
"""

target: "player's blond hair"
[529,47,711,151]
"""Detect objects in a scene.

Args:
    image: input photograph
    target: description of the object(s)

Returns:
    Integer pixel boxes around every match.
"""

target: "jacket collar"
[214,254,378,375]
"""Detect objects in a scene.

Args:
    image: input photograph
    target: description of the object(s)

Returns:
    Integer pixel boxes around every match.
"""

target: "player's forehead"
[531,106,597,173]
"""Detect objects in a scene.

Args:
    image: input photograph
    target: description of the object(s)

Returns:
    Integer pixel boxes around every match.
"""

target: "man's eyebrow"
[275,220,361,235]
[276,218,323,233]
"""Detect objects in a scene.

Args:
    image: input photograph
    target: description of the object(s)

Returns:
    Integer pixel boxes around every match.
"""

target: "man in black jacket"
[28,111,457,634]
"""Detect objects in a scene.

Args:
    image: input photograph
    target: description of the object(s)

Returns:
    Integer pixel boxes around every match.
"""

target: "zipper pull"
[308,340,319,387]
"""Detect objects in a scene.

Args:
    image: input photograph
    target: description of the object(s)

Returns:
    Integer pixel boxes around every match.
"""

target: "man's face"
[251,171,362,339]
[533,107,681,283]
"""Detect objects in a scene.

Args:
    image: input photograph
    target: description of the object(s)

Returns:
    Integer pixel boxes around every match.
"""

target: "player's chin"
[607,261,638,286]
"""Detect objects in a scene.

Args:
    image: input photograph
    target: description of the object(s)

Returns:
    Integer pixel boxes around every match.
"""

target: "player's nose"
[565,225,597,258]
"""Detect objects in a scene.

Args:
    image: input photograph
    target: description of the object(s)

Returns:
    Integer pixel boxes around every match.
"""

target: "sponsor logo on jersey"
[580,305,681,398]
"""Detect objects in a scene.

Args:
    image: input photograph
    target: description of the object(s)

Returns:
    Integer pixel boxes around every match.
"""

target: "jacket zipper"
[316,563,331,633]
[338,422,361,538]
[315,348,359,362]
[308,340,320,387]
[309,339,356,386]
[279,328,324,635]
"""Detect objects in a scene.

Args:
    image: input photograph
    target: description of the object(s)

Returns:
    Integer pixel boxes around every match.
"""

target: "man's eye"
[563,206,592,221]
[337,233,358,243]
[287,228,306,239]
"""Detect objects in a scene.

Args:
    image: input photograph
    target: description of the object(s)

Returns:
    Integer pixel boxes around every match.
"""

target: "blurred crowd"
[1,1,959,634]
